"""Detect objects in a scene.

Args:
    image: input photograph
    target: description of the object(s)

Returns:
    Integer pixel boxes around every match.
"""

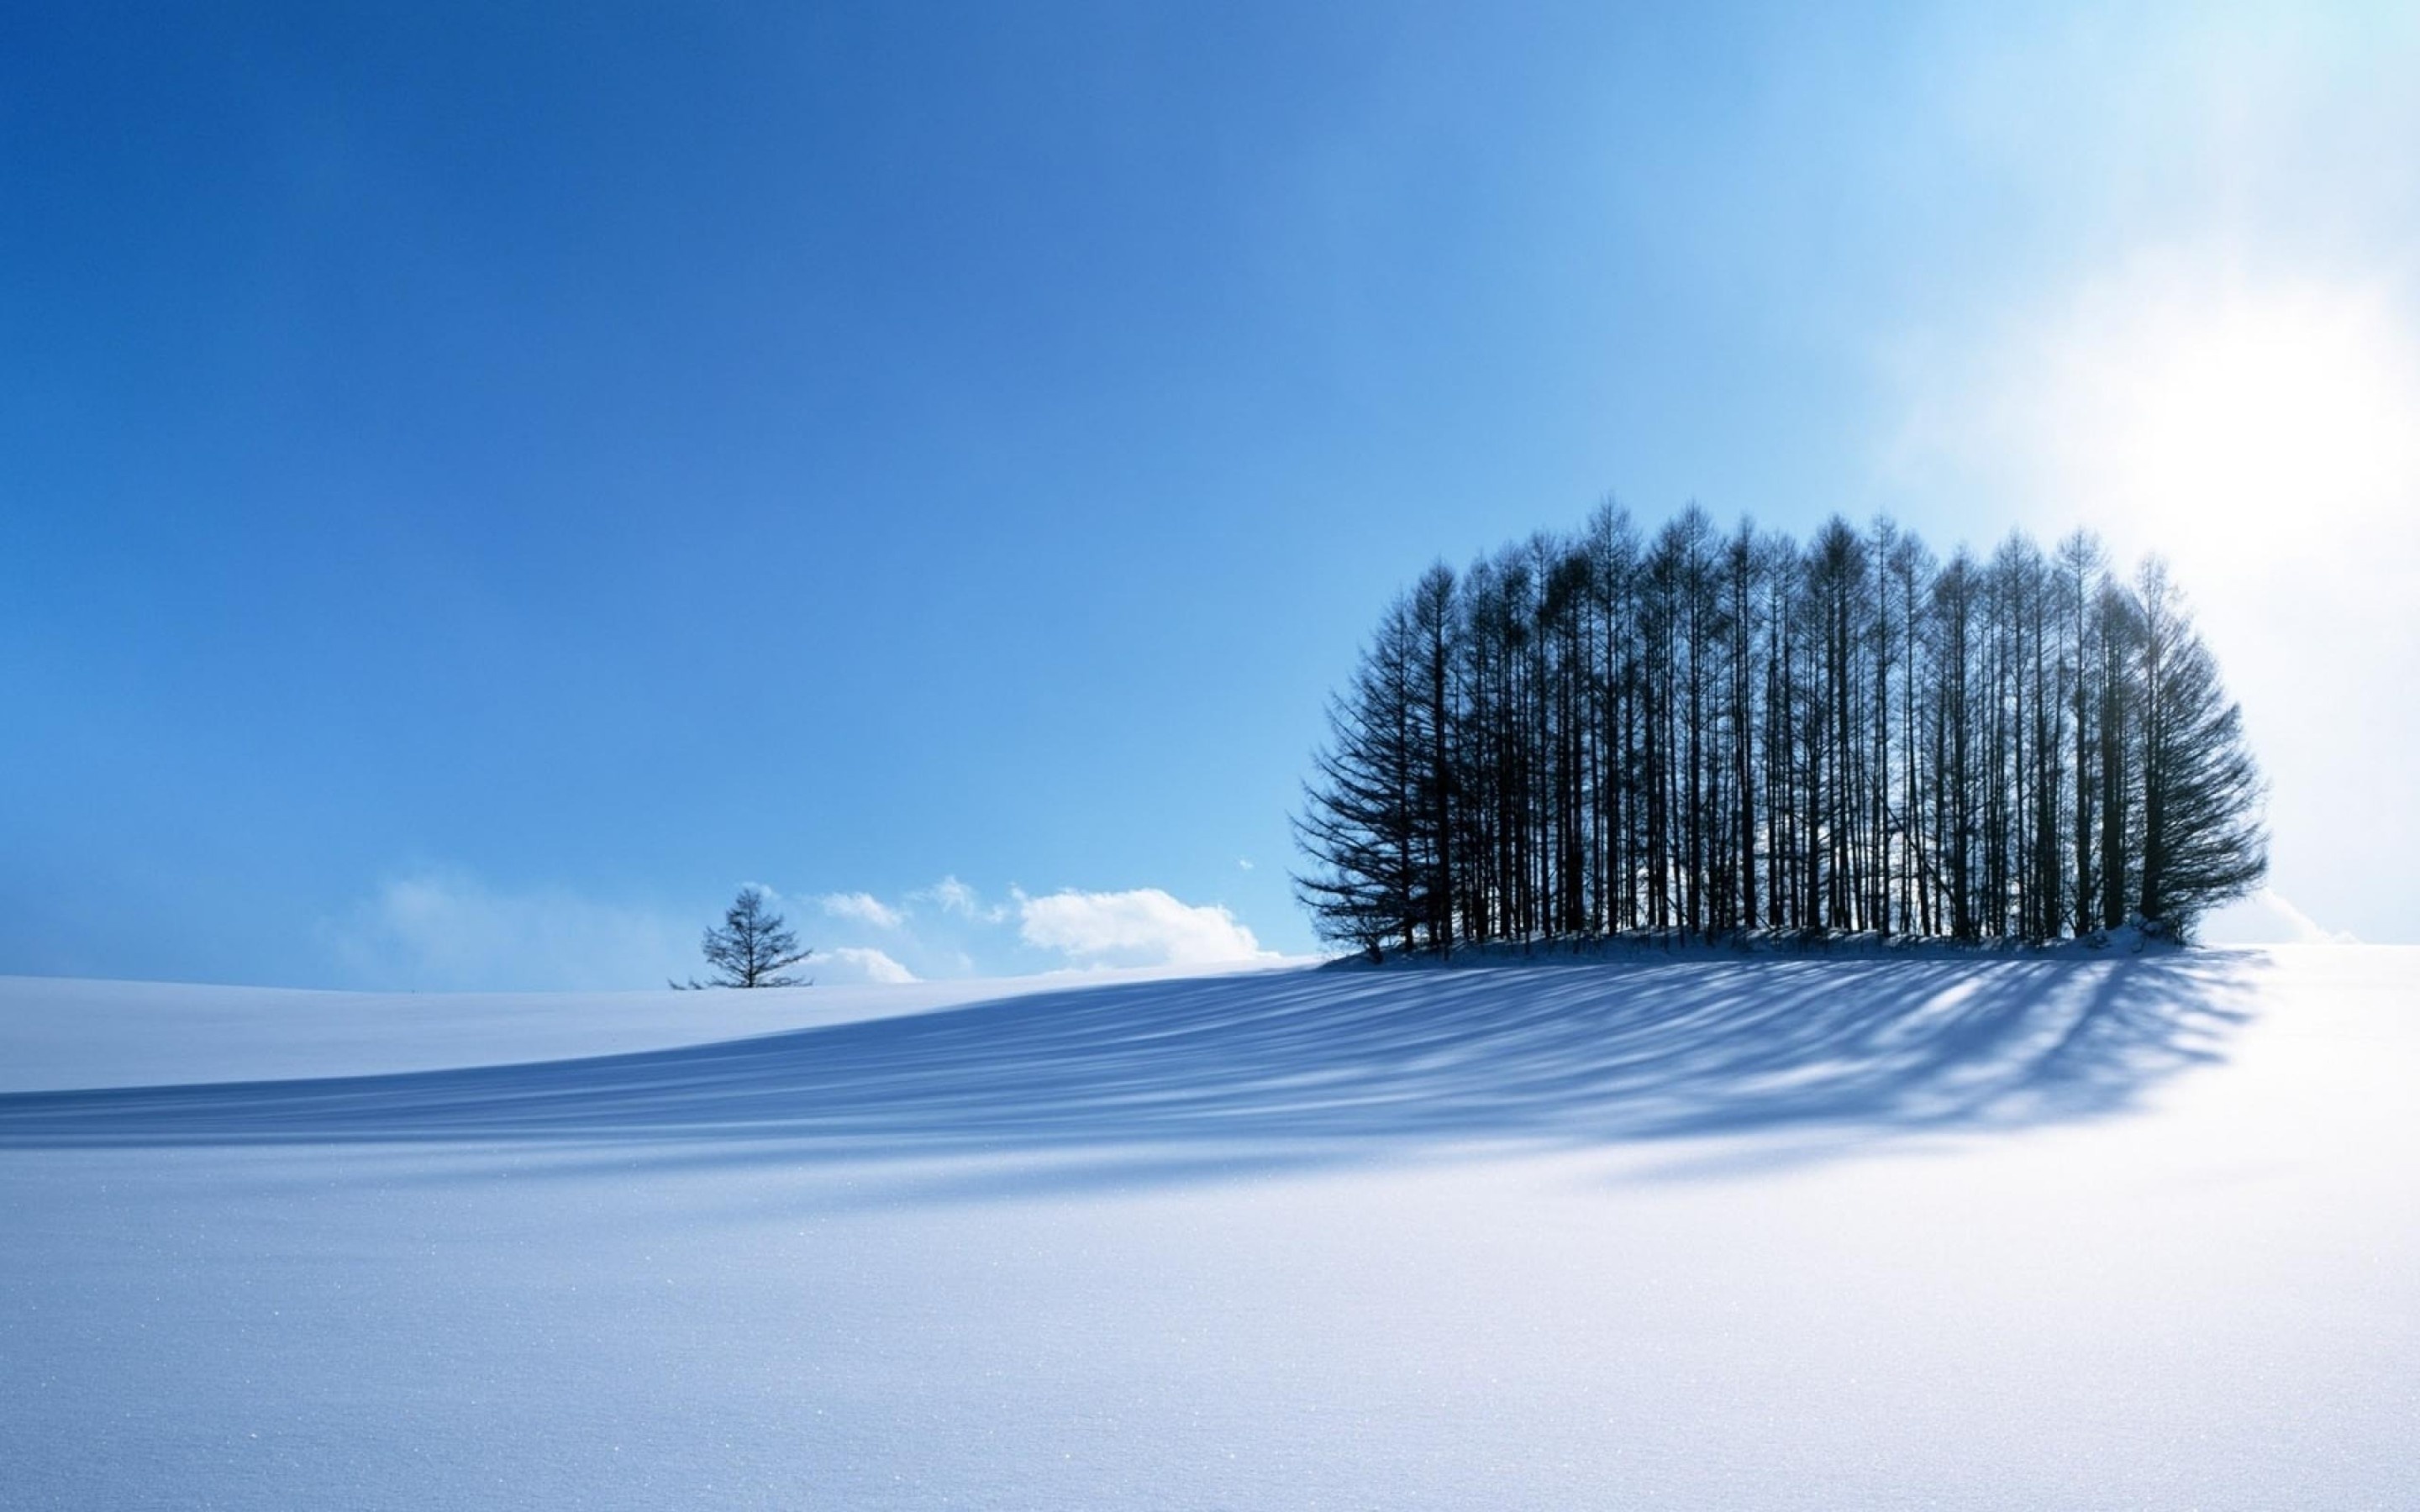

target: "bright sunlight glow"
[1891,248,2420,945]
[2028,266,2420,588]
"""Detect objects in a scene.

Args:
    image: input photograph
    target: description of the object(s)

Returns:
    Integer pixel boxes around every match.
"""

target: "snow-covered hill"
[0,965,1239,1092]
[3,948,2414,1508]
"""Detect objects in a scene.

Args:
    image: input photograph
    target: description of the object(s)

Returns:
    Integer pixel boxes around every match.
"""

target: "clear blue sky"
[7,3,2416,987]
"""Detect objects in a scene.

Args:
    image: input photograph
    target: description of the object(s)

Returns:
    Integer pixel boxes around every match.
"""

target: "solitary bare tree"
[685,887,813,988]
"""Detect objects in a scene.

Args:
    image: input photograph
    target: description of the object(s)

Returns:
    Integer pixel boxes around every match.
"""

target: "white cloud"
[329,871,1265,989]
[819,891,904,930]
[819,946,918,984]
[1017,888,1272,969]
[326,870,691,991]
[912,874,1008,923]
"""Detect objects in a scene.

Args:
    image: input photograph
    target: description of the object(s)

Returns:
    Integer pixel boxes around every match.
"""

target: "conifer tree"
[693,888,813,988]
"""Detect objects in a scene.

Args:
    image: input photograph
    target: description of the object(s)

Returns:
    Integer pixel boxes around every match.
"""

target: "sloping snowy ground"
[2,948,2414,1508]
[0,962,1289,1092]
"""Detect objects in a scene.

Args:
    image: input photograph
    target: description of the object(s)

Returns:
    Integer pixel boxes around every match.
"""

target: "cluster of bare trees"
[1295,505,2266,957]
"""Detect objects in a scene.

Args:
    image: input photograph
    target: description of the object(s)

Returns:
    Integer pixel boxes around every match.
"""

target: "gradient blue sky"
[7,3,2417,987]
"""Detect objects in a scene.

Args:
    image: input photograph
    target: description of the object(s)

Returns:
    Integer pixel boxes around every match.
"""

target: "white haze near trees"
[1878,169,2420,948]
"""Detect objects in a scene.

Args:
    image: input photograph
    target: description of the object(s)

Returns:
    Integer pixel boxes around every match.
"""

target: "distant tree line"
[1295,505,2266,957]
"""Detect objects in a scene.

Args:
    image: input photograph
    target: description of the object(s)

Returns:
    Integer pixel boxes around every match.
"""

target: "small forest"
[1295,505,2266,957]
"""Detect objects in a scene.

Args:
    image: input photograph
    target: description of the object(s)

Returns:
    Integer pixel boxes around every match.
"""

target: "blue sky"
[6,3,2417,987]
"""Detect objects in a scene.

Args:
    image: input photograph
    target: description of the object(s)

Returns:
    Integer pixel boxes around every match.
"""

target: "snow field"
[2,947,2414,1508]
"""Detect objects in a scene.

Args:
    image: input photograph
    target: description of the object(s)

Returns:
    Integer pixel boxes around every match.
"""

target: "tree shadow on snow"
[0,953,2260,1194]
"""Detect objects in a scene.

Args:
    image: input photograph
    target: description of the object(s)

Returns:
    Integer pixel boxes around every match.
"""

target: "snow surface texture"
[3,948,2414,1509]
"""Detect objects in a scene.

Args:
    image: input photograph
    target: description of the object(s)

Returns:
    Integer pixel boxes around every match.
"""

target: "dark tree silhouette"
[1296,507,2266,953]
[690,888,813,988]
[1294,594,1424,959]
[2131,560,2269,934]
